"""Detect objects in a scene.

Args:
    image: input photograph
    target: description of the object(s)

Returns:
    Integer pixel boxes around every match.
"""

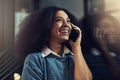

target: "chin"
[107,40,116,45]
[61,36,69,39]
[106,38,116,44]
[63,38,69,41]
[61,37,69,42]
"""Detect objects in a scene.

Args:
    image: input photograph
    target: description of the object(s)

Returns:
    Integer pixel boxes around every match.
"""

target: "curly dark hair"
[15,6,78,60]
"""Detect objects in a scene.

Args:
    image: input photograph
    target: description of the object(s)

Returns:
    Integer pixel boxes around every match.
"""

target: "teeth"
[60,29,68,33]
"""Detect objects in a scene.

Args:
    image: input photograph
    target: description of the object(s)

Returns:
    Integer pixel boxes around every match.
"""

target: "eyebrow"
[54,17,70,20]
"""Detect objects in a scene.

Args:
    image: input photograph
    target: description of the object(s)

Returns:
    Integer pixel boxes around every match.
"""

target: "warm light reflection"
[105,0,120,11]
[105,0,120,21]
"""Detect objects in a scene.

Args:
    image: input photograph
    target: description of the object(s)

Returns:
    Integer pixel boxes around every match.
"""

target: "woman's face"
[50,10,72,43]
[94,17,119,45]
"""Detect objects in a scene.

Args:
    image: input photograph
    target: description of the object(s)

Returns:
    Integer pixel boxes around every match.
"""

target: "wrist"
[72,46,82,53]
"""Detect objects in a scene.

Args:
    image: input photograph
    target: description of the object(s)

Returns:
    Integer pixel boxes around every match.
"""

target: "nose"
[62,20,71,28]
[108,27,116,32]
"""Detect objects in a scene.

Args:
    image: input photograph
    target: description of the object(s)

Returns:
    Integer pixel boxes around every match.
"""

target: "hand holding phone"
[69,26,79,42]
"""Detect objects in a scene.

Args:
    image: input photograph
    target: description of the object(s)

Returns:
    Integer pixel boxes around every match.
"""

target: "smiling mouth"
[59,28,70,34]
[105,35,116,42]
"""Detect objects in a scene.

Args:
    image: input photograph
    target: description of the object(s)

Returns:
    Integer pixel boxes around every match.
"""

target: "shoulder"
[25,52,42,60]
[24,52,44,66]
[22,52,45,80]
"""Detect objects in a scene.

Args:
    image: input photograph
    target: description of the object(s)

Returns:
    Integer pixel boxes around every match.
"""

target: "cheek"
[52,23,63,33]
[56,22,63,27]
[50,29,58,40]
[51,25,59,35]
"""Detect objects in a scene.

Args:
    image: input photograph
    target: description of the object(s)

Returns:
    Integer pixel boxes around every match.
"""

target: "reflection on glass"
[15,8,28,37]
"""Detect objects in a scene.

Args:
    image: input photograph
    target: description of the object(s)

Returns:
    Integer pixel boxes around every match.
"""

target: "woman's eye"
[67,19,71,23]
[55,18,63,22]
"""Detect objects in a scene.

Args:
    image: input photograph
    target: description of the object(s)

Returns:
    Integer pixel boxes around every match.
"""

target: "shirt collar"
[41,46,73,57]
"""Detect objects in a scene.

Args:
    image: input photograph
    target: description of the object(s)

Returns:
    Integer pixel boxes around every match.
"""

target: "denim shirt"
[22,49,74,80]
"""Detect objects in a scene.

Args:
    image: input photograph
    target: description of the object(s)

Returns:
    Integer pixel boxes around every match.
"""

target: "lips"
[105,34,116,43]
[59,28,70,34]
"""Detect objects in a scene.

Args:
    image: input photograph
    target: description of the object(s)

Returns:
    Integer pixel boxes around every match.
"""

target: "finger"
[71,23,81,34]
[95,26,107,46]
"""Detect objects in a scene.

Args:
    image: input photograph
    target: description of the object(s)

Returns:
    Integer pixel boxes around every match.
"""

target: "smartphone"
[69,28,79,42]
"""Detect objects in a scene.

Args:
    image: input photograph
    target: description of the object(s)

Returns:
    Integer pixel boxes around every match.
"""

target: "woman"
[81,13,120,80]
[15,6,92,80]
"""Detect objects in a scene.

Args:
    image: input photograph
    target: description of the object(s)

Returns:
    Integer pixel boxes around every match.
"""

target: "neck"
[48,41,64,56]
